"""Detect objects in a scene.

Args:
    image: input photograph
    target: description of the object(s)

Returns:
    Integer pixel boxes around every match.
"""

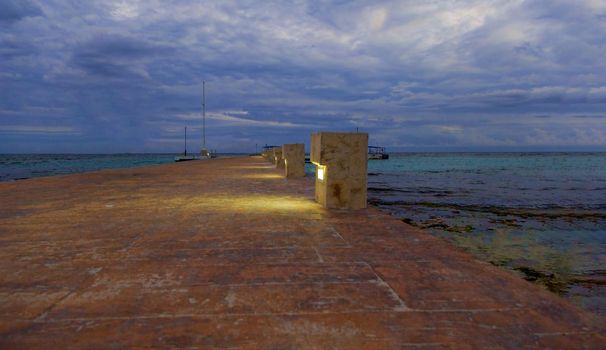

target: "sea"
[0,154,176,181]
[366,153,606,317]
[1,152,605,316]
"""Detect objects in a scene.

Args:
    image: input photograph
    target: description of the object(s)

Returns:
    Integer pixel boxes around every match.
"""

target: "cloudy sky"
[1,0,605,153]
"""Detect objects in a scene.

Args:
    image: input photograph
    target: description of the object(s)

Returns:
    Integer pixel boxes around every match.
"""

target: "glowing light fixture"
[317,166,325,181]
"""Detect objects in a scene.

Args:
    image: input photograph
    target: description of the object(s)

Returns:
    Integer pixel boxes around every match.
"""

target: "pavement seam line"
[363,262,409,312]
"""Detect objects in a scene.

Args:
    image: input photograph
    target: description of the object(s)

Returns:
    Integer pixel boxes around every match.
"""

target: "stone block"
[282,143,305,178]
[310,132,368,209]
[273,147,284,168]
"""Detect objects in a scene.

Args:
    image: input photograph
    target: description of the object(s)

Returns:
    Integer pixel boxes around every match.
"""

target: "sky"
[1,0,606,153]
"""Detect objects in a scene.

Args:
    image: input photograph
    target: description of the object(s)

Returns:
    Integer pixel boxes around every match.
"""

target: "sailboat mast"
[184,126,187,156]
[202,81,206,149]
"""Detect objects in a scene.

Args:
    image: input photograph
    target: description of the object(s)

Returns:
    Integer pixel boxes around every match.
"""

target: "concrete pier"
[0,157,604,349]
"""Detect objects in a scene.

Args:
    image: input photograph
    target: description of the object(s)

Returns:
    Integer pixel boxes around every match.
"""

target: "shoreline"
[370,198,606,317]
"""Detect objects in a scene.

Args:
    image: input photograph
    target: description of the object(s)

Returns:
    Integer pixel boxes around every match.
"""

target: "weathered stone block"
[273,147,284,168]
[282,143,305,178]
[310,132,368,209]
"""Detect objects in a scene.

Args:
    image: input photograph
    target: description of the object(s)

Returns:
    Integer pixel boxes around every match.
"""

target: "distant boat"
[175,127,196,162]
[368,146,389,160]
[199,81,216,159]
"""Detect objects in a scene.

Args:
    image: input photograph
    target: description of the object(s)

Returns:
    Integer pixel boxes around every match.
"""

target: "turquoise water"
[0,154,176,181]
[364,153,606,317]
[368,153,606,209]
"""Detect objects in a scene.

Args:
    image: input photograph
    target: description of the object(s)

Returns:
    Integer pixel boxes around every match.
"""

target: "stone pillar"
[273,147,284,168]
[282,143,305,178]
[264,147,276,162]
[310,132,368,209]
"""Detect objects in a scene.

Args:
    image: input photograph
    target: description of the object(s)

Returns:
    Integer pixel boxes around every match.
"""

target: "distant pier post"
[310,132,368,209]
[282,144,305,178]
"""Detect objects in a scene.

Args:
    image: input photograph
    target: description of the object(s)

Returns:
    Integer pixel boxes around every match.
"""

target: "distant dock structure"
[368,145,389,160]
[303,145,389,163]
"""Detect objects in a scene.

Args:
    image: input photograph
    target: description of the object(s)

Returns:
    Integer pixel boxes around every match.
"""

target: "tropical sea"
[0,153,246,182]
[0,154,176,181]
[1,152,605,316]
[366,153,606,317]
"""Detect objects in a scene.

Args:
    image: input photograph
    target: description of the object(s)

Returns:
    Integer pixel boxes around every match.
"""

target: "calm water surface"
[0,154,175,181]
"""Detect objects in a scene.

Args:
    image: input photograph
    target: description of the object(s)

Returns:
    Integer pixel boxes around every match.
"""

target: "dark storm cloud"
[1,0,606,153]
[0,36,36,59]
[71,34,173,78]
[0,0,43,23]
